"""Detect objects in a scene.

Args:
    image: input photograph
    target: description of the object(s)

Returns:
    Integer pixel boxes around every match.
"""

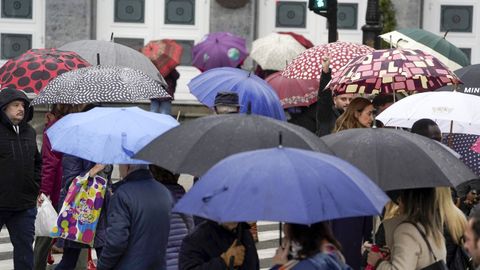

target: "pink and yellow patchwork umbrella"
[326,49,461,95]
[282,41,374,80]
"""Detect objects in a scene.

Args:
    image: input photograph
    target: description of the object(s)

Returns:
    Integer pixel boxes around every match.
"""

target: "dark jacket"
[97,169,173,270]
[179,221,259,270]
[0,88,41,210]
[165,184,194,270]
[288,104,317,133]
[316,70,343,137]
[40,119,63,208]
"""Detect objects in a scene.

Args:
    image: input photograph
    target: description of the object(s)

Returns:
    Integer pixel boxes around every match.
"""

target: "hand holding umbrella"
[221,239,245,269]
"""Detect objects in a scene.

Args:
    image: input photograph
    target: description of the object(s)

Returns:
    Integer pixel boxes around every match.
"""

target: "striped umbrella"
[380,28,470,71]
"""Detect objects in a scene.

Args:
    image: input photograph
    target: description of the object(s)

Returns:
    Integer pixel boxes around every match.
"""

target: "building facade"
[0,0,478,103]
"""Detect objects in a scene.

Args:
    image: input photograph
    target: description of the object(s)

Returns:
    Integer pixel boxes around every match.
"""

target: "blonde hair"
[333,97,372,132]
[436,187,467,245]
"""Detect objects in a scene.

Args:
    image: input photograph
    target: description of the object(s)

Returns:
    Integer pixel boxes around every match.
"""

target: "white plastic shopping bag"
[35,194,58,237]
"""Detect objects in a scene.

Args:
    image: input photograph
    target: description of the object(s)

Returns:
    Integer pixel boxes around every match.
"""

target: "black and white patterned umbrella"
[31,65,170,105]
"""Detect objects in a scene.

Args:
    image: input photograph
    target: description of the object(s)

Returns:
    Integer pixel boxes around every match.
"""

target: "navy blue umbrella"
[174,147,388,225]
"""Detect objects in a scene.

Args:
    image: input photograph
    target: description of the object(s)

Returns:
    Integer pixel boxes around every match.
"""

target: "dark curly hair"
[285,222,341,259]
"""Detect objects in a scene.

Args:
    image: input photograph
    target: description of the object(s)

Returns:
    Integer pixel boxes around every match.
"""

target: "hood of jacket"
[0,88,34,127]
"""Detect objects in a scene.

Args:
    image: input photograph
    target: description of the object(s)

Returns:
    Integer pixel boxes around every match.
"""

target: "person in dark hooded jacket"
[179,221,259,270]
[0,88,42,269]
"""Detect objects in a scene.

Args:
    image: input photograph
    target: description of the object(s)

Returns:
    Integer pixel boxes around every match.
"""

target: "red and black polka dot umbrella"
[0,48,91,94]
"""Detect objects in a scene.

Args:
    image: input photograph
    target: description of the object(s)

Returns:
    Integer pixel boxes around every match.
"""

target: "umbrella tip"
[278,132,283,148]
[443,30,449,39]
[96,53,100,65]
[247,102,252,115]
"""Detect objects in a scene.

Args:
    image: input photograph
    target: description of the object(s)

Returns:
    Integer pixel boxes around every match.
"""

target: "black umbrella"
[321,128,475,191]
[134,114,333,176]
[438,64,480,95]
[31,65,170,105]
[59,40,167,86]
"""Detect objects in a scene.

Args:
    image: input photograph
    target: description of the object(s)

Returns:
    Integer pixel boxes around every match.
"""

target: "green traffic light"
[314,0,327,8]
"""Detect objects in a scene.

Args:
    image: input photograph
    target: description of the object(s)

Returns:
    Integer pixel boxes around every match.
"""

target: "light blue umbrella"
[174,147,388,224]
[188,67,286,121]
[47,107,179,164]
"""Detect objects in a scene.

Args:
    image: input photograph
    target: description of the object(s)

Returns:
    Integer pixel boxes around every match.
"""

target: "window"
[1,33,31,59]
[114,0,145,23]
[337,3,357,29]
[2,0,32,19]
[165,0,195,25]
[276,1,307,28]
[175,39,194,66]
[440,5,473,33]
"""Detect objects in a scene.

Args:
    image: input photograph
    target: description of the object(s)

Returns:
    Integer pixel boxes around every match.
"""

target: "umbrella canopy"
[251,33,306,71]
[265,71,318,108]
[438,64,480,95]
[441,134,480,177]
[192,32,248,72]
[174,147,388,224]
[46,107,179,164]
[31,65,170,105]
[59,40,167,86]
[379,28,470,71]
[0,48,90,94]
[377,91,480,135]
[282,41,374,80]
[278,32,314,49]
[141,39,183,77]
[134,113,333,176]
[321,128,475,191]
[188,67,285,120]
[326,49,461,95]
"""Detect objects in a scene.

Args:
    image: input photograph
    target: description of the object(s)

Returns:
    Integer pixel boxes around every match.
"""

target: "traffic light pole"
[326,0,337,43]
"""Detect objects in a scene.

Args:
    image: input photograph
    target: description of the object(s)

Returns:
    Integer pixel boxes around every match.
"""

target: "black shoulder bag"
[406,222,448,270]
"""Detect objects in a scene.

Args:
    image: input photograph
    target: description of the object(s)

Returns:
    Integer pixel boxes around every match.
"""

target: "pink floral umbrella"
[327,49,462,95]
[266,71,318,108]
[282,41,374,80]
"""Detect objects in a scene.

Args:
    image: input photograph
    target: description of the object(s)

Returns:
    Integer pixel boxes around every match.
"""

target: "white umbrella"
[377,91,480,135]
[251,33,306,71]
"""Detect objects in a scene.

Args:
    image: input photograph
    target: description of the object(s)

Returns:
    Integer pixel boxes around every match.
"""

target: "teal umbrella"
[380,28,470,71]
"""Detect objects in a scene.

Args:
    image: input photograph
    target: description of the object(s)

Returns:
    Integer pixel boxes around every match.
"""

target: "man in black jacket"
[0,88,42,269]
[316,56,355,137]
[179,221,259,270]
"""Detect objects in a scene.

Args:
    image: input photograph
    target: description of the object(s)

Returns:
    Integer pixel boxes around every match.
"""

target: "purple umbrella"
[192,32,248,72]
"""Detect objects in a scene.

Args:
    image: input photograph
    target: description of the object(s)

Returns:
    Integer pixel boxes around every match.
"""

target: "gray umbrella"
[30,65,170,105]
[134,114,333,176]
[59,40,166,86]
[321,128,476,191]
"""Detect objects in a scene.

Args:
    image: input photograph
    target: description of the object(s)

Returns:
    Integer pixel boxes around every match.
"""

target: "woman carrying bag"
[367,188,447,270]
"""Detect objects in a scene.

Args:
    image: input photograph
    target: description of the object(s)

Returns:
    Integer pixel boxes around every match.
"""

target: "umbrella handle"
[229,256,235,270]
[279,222,282,246]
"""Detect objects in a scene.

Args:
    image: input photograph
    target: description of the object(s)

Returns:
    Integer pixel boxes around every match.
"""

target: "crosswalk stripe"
[0,223,280,270]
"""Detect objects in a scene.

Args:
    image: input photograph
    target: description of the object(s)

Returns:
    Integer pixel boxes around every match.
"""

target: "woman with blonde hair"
[368,188,446,269]
[333,97,374,132]
[436,187,468,267]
